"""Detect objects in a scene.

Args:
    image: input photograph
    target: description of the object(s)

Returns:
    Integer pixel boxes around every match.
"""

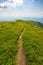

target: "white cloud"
[0,0,24,8]
[0,8,43,18]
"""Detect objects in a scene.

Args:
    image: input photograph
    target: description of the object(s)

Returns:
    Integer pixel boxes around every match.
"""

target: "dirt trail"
[17,28,26,65]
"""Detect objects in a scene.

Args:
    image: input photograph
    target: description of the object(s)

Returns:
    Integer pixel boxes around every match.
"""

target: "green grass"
[22,21,43,65]
[0,20,43,65]
[0,21,25,65]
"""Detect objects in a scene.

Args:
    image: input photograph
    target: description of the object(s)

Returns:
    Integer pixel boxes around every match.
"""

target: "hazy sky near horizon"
[0,0,43,18]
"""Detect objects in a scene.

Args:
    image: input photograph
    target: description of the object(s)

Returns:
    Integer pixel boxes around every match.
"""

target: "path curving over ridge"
[17,28,26,65]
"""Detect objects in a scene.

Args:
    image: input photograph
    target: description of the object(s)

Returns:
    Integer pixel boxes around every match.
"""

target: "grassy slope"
[0,21,25,65]
[23,21,43,65]
[0,20,43,65]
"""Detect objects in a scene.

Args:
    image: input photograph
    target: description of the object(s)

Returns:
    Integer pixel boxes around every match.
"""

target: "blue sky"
[0,0,43,18]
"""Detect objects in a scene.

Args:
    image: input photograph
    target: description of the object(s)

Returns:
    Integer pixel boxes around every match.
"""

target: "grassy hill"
[0,20,43,65]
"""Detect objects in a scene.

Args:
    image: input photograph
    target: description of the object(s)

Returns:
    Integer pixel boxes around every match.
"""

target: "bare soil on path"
[17,28,26,65]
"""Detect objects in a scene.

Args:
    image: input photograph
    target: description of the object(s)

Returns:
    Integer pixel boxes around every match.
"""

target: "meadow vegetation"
[0,20,43,65]
[0,21,25,65]
[22,21,43,65]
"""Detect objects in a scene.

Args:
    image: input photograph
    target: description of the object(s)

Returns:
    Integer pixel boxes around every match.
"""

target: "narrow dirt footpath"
[17,28,26,65]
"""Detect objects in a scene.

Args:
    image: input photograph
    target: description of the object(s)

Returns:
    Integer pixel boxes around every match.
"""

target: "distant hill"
[16,20,43,28]
[21,17,43,23]
[0,17,43,23]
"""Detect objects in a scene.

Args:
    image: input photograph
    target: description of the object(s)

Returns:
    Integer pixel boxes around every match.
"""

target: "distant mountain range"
[0,17,43,23]
[21,17,43,23]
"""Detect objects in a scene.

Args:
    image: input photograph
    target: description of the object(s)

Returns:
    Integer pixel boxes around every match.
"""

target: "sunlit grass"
[0,20,43,65]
